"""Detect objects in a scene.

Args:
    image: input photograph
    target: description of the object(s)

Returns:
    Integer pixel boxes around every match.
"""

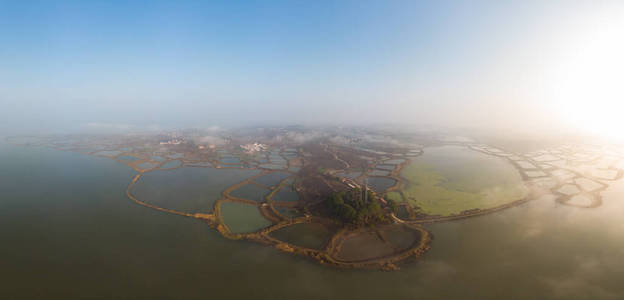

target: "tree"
[387,199,398,214]
[325,187,389,226]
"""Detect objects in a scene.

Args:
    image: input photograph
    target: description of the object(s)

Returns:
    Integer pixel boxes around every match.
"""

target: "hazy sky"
[1,1,623,137]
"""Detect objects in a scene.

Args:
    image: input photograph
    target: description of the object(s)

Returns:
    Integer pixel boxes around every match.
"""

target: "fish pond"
[270,223,334,250]
[131,167,261,214]
[220,202,272,234]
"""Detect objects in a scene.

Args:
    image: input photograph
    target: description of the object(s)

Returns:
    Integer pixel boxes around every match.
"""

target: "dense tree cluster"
[326,188,388,226]
[387,198,398,214]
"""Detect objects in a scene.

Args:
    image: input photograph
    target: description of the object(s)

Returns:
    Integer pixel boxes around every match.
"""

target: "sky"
[1,1,623,138]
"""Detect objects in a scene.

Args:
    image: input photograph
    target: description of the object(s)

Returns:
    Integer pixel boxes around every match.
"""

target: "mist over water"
[2,1,624,299]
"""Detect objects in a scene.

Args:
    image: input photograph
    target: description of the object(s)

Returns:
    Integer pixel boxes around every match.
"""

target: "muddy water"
[1,141,624,299]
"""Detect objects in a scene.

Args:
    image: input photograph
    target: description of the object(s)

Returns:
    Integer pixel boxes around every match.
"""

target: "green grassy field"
[397,146,528,216]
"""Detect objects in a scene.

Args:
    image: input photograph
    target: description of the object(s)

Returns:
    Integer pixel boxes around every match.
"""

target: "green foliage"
[399,160,528,216]
[387,198,398,214]
[326,188,387,226]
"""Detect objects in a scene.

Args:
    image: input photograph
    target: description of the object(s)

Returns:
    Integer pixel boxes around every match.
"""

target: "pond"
[336,231,396,262]
[259,163,287,170]
[376,164,396,171]
[117,155,141,162]
[150,155,167,162]
[378,224,421,251]
[366,176,397,193]
[229,183,269,202]
[254,172,291,187]
[220,157,241,164]
[270,157,288,165]
[273,206,303,219]
[137,162,159,170]
[131,167,261,214]
[185,161,213,167]
[168,153,184,159]
[270,223,334,250]
[270,186,299,202]
[283,153,298,160]
[384,158,405,164]
[369,169,390,176]
[160,160,182,169]
[336,171,361,180]
[220,202,272,234]
[396,205,410,219]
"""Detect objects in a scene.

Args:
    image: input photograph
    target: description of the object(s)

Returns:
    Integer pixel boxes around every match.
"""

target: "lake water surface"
[1,141,623,299]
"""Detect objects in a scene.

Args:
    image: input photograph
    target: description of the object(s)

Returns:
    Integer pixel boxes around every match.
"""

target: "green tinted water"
[220,202,271,233]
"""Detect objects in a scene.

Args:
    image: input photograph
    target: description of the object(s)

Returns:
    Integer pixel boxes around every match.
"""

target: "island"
[6,126,622,270]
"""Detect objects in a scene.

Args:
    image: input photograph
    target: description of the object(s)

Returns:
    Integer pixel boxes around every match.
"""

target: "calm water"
[220,202,271,234]
[132,167,260,213]
[1,141,624,299]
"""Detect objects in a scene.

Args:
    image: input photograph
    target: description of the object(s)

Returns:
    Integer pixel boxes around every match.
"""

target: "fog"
[1,1,623,140]
[3,2,624,298]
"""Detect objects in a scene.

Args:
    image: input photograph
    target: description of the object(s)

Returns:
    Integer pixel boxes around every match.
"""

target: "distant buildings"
[197,144,216,149]
[241,142,268,153]
[159,139,183,145]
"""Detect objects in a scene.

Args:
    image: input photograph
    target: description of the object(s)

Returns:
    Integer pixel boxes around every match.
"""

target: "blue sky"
[1,1,623,135]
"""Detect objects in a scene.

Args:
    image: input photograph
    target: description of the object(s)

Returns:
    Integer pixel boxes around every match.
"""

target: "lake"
[1,140,623,299]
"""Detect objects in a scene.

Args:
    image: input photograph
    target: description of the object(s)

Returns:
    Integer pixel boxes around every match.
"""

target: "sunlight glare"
[552,14,624,141]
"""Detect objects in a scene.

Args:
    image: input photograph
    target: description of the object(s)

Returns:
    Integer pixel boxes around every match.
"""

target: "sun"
[550,13,624,141]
